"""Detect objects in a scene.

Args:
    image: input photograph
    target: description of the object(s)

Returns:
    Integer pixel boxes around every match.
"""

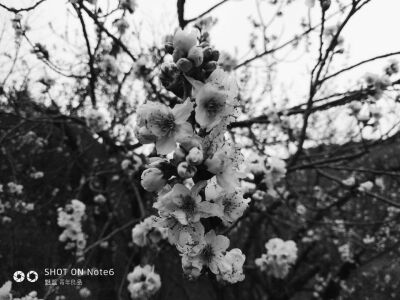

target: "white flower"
[294,204,305,215]
[357,104,370,122]
[131,216,168,247]
[153,216,205,251]
[127,265,161,300]
[154,182,221,225]
[184,230,230,275]
[7,182,23,195]
[255,238,298,279]
[205,177,249,225]
[141,168,167,192]
[338,244,353,263]
[30,171,44,179]
[57,200,86,257]
[121,159,131,170]
[358,181,373,192]
[342,176,356,187]
[0,281,11,300]
[187,69,238,131]
[137,99,193,154]
[177,161,197,179]
[205,146,245,193]
[79,287,91,298]
[94,194,106,204]
[217,248,246,283]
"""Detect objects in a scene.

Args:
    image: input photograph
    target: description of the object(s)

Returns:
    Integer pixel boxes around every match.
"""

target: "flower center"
[204,98,225,115]
[180,195,196,214]
[152,112,176,135]
[201,244,214,263]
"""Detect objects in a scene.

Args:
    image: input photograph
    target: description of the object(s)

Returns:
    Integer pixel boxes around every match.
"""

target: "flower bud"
[188,46,204,67]
[173,147,186,163]
[177,58,193,73]
[203,47,213,61]
[165,42,174,54]
[349,101,362,113]
[186,147,203,165]
[160,62,180,90]
[173,28,199,53]
[210,50,220,62]
[173,48,185,62]
[177,162,197,179]
[203,61,218,74]
[321,0,331,11]
[141,168,167,192]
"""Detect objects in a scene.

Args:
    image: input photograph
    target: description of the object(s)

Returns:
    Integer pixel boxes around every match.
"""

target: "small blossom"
[255,238,298,279]
[154,182,221,226]
[342,176,356,187]
[217,248,246,283]
[205,177,249,225]
[141,168,167,192]
[30,171,44,179]
[79,287,91,298]
[188,69,238,131]
[137,99,194,154]
[7,182,23,195]
[57,200,86,257]
[205,146,245,192]
[184,230,230,275]
[94,194,106,204]
[358,181,373,192]
[131,216,168,247]
[177,161,197,179]
[0,281,11,300]
[127,265,161,299]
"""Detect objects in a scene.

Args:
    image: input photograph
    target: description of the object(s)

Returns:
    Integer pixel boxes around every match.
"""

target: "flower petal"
[174,122,193,141]
[155,136,176,155]
[172,98,193,124]
[213,234,230,252]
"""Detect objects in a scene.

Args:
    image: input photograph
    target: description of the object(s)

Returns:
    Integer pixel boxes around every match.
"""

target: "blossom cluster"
[127,265,161,300]
[0,281,41,300]
[135,27,249,283]
[255,238,298,279]
[131,216,168,247]
[57,199,87,258]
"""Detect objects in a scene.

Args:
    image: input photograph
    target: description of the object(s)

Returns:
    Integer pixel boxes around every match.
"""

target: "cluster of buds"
[134,27,249,283]
[160,28,221,98]
[57,199,87,258]
[255,238,298,279]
